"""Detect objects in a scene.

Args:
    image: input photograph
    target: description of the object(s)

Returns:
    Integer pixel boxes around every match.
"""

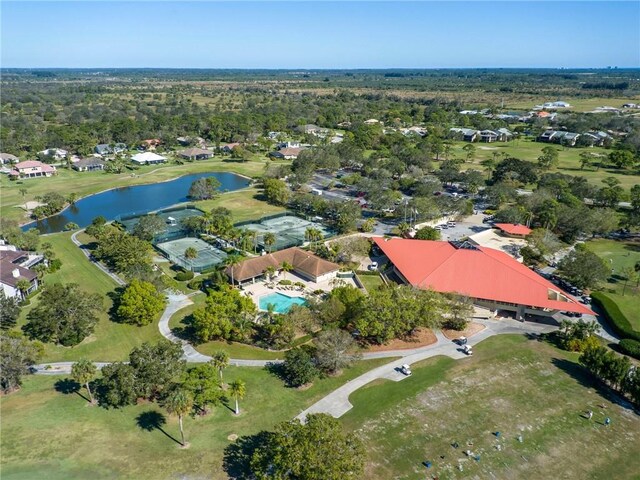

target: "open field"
[585,239,640,331]
[16,232,164,363]
[0,157,286,224]
[450,138,639,189]
[342,334,640,480]
[196,186,285,222]
[507,96,640,113]
[0,358,393,480]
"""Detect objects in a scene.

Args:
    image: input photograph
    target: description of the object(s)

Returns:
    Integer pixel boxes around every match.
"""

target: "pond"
[23,172,250,234]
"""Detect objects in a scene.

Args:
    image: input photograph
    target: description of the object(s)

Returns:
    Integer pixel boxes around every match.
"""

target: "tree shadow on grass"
[107,286,126,322]
[223,431,273,479]
[135,410,182,445]
[550,358,636,413]
[54,378,89,402]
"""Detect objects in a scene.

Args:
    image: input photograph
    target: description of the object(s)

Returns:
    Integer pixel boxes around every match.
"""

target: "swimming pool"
[259,292,307,314]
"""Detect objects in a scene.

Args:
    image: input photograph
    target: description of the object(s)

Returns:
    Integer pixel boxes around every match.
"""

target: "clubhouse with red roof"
[494,223,532,238]
[373,237,593,320]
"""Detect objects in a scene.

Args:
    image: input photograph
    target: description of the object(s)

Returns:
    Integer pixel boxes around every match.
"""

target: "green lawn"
[1,157,287,224]
[450,138,639,190]
[0,358,393,480]
[16,232,164,362]
[585,239,640,331]
[358,273,385,292]
[507,96,640,113]
[196,186,285,222]
[342,334,640,480]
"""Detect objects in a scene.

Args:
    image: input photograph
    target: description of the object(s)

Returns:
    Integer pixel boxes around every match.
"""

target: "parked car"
[455,336,467,345]
[368,262,379,271]
[399,364,412,376]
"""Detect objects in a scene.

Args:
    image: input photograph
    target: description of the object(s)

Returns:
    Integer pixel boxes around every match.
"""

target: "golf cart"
[462,345,473,356]
[455,336,467,346]
[399,364,412,376]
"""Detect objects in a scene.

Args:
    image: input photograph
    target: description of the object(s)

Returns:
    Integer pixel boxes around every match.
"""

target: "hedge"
[175,271,195,282]
[590,291,640,342]
[619,339,640,360]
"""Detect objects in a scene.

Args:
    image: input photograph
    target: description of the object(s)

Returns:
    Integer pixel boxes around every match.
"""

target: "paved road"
[295,318,557,422]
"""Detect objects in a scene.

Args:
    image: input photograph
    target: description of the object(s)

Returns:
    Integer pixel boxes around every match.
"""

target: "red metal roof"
[373,237,593,315]
[495,223,532,236]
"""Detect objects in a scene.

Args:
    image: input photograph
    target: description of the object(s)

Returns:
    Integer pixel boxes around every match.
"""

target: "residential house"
[459,110,479,115]
[0,153,19,164]
[177,136,206,147]
[402,126,427,137]
[494,223,532,238]
[179,147,214,161]
[38,148,68,161]
[537,130,580,147]
[300,124,328,136]
[0,250,43,299]
[364,118,381,125]
[496,128,514,141]
[276,141,301,150]
[267,132,282,140]
[219,142,241,154]
[269,147,302,160]
[140,139,162,150]
[479,130,499,143]
[449,127,479,142]
[336,121,352,128]
[8,161,56,179]
[581,131,613,147]
[622,103,638,109]
[95,144,113,156]
[72,157,106,172]
[535,101,571,110]
[131,152,167,165]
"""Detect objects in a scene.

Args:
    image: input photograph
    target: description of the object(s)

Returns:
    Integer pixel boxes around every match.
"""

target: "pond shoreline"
[22,171,251,233]
[18,169,255,228]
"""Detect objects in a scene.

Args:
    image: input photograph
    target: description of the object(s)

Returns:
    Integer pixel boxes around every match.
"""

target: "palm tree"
[19,188,28,199]
[398,222,411,237]
[280,261,293,281]
[263,232,276,253]
[211,351,229,385]
[71,359,97,404]
[67,192,78,205]
[224,254,243,286]
[15,279,31,300]
[634,260,640,287]
[162,387,193,447]
[229,379,246,415]
[184,247,198,259]
[264,266,276,281]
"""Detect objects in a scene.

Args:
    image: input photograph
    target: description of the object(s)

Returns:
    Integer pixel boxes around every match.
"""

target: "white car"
[368,262,379,271]
[399,364,412,376]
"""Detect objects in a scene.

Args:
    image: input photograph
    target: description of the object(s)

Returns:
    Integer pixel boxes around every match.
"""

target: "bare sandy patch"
[364,328,437,352]
[442,322,486,340]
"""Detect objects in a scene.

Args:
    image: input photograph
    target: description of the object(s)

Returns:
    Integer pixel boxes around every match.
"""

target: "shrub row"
[590,292,640,342]
[175,271,195,282]
[619,339,640,360]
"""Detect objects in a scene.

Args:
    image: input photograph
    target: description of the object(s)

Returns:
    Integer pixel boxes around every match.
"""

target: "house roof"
[0,153,19,162]
[0,252,37,288]
[13,161,56,172]
[179,147,212,157]
[74,157,106,168]
[494,223,532,236]
[221,142,241,150]
[373,237,593,315]
[226,247,339,282]
[131,152,166,163]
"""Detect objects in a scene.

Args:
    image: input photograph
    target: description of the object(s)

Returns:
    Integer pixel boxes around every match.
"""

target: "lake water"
[23,172,250,234]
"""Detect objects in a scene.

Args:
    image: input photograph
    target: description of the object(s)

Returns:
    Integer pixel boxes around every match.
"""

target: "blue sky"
[2,1,639,68]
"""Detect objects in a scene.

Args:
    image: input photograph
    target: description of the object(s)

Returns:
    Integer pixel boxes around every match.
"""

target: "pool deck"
[240,271,359,310]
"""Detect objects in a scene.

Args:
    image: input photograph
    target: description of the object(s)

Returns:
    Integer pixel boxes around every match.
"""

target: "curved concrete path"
[70,230,125,286]
[295,318,557,422]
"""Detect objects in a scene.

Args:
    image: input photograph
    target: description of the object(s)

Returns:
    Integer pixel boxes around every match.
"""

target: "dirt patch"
[364,328,437,352]
[227,434,238,441]
[442,322,486,340]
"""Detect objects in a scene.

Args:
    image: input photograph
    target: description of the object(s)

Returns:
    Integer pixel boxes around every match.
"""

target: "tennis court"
[156,237,227,272]
[240,215,332,251]
[119,206,204,243]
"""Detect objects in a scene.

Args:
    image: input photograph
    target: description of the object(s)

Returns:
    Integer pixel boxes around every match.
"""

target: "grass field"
[0,358,393,480]
[585,239,640,331]
[450,138,639,190]
[358,273,385,292]
[16,232,164,362]
[196,186,284,222]
[0,157,287,224]
[342,334,640,480]
[507,96,640,113]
